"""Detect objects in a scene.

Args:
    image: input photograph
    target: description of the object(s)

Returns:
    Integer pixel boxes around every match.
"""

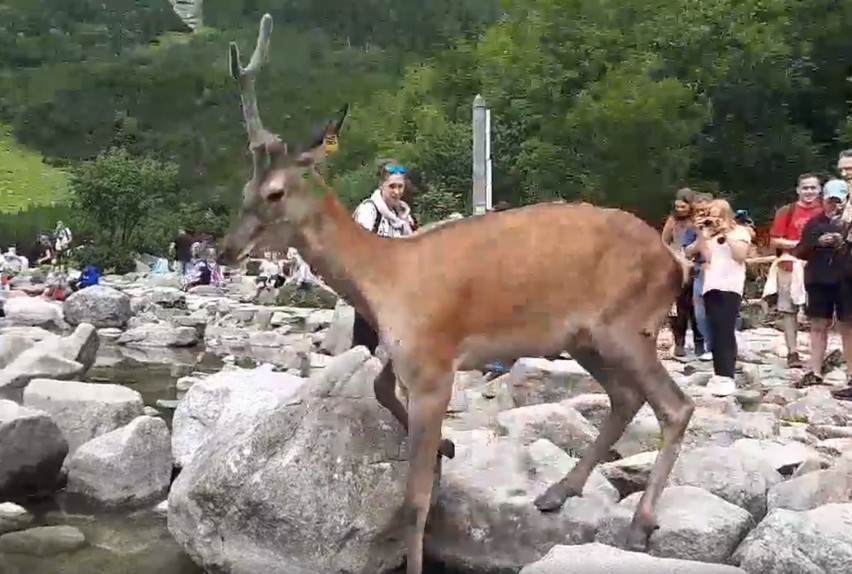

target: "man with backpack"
[768,173,824,367]
[53,221,73,271]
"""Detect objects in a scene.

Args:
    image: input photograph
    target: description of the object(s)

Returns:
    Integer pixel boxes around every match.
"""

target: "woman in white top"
[350,161,417,353]
[688,199,752,377]
[352,162,416,240]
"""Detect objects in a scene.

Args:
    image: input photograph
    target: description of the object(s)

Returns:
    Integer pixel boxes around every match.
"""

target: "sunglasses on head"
[384,164,406,175]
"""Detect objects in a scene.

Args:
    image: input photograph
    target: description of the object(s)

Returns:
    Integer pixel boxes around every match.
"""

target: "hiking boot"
[673,345,686,358]
[787,352,804,368]
[822,349,845,374]
[793,370,826,389]
[831,384,852,401]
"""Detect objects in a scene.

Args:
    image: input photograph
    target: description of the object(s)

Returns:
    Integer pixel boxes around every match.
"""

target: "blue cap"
[824,179,848,201]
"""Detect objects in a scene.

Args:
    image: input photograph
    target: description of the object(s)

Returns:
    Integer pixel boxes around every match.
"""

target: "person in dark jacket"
[793,179,852,390]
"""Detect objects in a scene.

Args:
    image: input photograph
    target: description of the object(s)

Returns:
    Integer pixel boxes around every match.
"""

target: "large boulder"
[670,446,784,521]
[2,297,64,329]
[22,378,144,456]
[0,334,33,369]
[63,286,132,328]
[319,301,355,356]
[520,543,748,574]
[0,400,68,499]
[0,324,99,399]
[168,347,433,574]
[424,432,619,573]
[595,485,753,563]
[732,503,852,573]
[171,364,307,469]
[117,324,198,348]
[66,415,173,507]
[509,358,602,407]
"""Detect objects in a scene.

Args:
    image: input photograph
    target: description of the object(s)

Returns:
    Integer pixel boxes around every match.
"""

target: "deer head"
[218,13,349,264]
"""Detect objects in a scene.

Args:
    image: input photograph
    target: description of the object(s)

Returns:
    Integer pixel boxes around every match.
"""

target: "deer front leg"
[625,355,694,551]
[534,347,644,511]
[403,379,453,574]
[374,361,455,459]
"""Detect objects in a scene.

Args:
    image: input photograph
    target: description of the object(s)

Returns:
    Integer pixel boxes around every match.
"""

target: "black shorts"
[805,282,852,321]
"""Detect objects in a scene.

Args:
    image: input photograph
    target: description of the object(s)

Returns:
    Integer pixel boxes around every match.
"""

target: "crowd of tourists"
[662,149,852,402]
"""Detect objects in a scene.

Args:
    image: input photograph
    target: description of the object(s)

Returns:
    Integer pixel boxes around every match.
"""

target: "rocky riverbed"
[1,268,852,574]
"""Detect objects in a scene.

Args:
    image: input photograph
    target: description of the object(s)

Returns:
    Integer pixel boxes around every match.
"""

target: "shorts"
[776,267,800,314]
[805,282,852,322]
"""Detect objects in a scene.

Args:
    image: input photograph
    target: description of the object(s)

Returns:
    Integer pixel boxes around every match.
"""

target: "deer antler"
[229,13,281,186]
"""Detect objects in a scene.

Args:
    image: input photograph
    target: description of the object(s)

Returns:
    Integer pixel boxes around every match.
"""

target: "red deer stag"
[218,13,696,574]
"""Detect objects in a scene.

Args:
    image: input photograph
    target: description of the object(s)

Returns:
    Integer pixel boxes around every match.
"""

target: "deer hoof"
[625,517,658,552]
[533,481,579,512]
[438,438,456,459]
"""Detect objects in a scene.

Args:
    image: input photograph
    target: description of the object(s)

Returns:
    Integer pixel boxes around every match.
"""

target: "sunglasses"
[384,164,406,175]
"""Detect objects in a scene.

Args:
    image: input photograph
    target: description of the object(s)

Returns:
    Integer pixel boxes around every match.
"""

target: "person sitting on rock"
[253,252,284,300]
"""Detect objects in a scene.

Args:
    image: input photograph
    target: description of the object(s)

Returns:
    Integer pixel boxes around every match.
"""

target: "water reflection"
[0,495,202,574]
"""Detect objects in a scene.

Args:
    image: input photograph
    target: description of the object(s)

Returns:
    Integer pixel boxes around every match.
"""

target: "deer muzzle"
[218,212,264,266]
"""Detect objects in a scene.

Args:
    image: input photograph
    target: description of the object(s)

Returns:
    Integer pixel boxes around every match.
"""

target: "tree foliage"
[2,0,852,260]
[69,147,180,246]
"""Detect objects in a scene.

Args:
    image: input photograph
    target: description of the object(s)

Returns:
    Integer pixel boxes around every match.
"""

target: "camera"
[734,209,754,227]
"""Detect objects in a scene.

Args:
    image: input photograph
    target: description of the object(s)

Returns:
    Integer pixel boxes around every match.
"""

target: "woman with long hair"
[690,199,752,378]
[663,187,707,358]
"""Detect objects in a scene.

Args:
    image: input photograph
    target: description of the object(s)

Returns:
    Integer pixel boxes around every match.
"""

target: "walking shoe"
[787,352,804,368]
[793,371,826,389]
[483,360,511,382]
[831,384,852,401]
[821,349,844,374]
[699,351,713,361]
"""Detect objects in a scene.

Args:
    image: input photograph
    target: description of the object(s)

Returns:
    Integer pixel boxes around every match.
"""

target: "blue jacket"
[79,265,100,288]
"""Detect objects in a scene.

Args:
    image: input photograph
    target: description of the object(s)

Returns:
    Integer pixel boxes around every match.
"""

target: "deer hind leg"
[534,344,645,511]
[621,334,694,551]
[374,361,455,459]
[400,367,454,574]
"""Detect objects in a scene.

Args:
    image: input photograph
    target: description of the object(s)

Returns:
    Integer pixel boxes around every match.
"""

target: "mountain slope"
[0,122,69,213]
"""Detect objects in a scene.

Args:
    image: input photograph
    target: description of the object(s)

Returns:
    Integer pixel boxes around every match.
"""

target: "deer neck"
[289,189,392,326]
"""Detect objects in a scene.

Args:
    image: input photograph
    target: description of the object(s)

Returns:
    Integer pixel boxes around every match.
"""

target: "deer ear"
[297,104,349,166]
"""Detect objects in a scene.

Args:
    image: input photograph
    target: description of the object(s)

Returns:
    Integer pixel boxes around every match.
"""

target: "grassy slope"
[0,122,69,213]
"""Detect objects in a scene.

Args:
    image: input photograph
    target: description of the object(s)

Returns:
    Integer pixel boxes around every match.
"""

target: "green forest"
[1,0,851,270]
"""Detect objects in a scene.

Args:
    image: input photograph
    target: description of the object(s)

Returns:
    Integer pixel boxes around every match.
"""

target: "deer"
[218,13,696,574]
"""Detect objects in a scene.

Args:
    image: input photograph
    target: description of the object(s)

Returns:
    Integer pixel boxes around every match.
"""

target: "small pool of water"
[84,345,225,425]
[1,495,202,574]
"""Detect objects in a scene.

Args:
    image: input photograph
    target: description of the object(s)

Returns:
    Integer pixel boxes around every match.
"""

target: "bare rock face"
[167,346,437,574]
[595,485,753,564]
[2,298,64,330]
[65,415,173,508]
[732,503,852,573]
[520,543,748,574]
[63,285,132,328]
[424,432,620,573]
[170,364,307,469]
[23,379,144,456]
[0,400,68,499]
[0,323,99,400]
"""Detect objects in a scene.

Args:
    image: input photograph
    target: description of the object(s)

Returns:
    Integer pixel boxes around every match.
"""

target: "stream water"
[1,343,467,574]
